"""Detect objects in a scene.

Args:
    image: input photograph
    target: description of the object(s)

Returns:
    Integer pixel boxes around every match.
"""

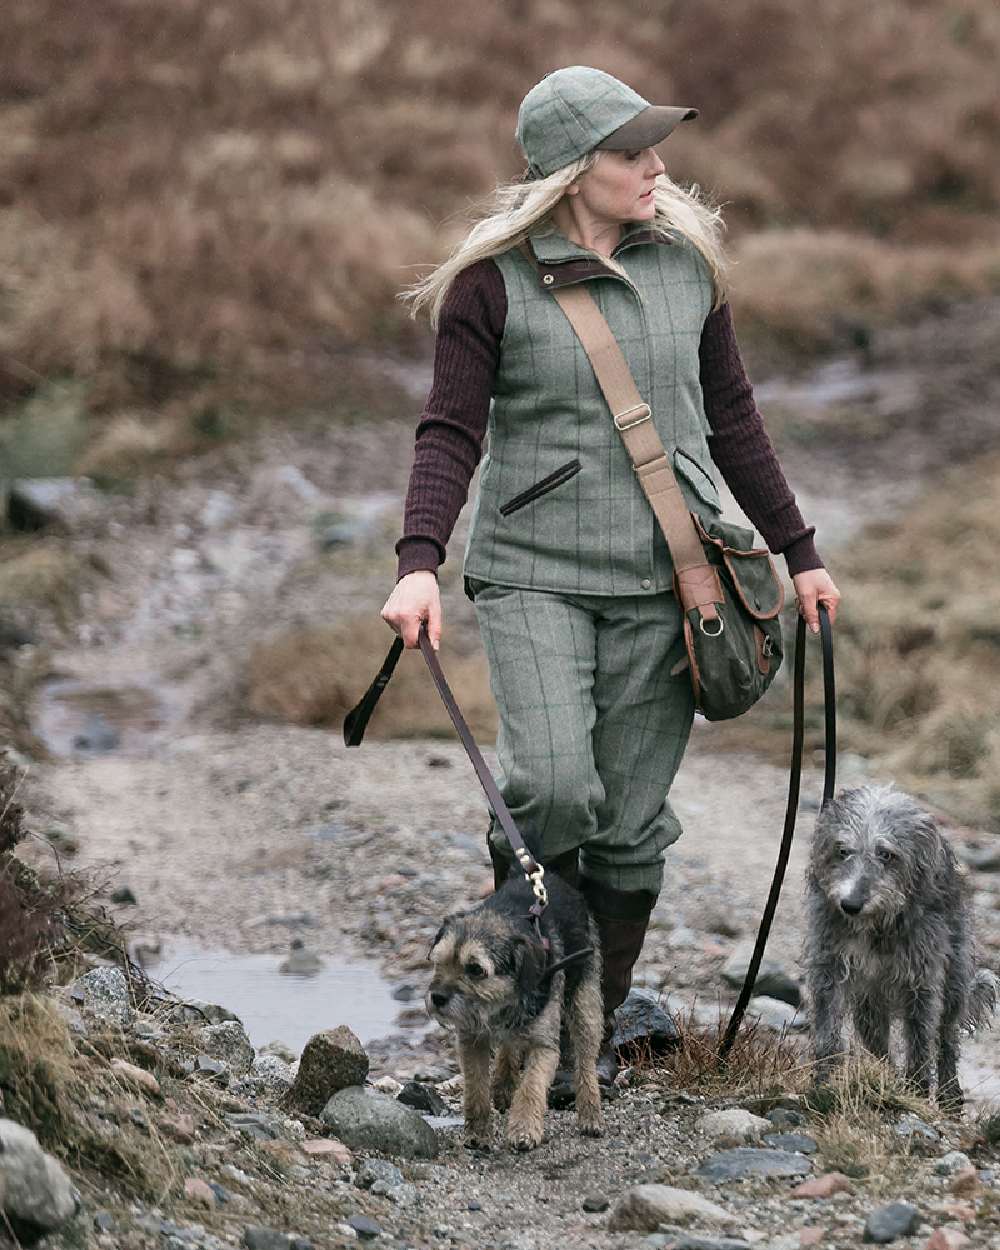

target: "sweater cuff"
[781,532,824,577]
[395,537,443,582]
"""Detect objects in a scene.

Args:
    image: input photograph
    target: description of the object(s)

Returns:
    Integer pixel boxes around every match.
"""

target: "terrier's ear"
[512,934,547,991]
[427,918,452,961]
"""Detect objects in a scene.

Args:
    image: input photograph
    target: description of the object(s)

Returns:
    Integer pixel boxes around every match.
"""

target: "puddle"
[34,678,174,757]
[148,939,421,1055]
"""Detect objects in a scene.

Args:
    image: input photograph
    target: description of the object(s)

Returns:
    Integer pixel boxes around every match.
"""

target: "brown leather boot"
[580,877,657,1085]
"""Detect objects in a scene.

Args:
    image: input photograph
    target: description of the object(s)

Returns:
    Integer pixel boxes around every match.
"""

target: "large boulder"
[0,1119,78,1242]
[287,1026,369,1116]
[319,1086,439,1159]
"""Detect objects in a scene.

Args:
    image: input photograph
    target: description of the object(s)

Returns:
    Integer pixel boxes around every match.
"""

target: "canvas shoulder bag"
[551,282,784,721]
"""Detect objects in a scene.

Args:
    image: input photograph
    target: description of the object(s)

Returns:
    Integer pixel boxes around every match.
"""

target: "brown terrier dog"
[426,872,604,1150]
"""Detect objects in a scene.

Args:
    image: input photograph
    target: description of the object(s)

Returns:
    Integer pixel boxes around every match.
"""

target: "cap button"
[542,273,555,286]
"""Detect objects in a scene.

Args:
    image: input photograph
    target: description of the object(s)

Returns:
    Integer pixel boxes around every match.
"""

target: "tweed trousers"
[471,579,695,894]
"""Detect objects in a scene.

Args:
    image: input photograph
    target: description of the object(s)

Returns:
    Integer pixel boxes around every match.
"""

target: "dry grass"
[727,453,1000,832]
[2,0,1000,426]
[245,614,497,739]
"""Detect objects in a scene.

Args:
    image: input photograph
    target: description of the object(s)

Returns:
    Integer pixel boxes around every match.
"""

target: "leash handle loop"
[719,603,835,1062]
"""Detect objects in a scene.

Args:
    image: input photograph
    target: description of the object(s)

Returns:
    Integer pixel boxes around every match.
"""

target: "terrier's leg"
[505,985,561,1151]
[492,1040,522,1112]
[459,1033,493,1147]
[568,965,604,1137]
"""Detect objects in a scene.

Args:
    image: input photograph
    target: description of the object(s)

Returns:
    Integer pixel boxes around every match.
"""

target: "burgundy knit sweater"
[395,258,822,582]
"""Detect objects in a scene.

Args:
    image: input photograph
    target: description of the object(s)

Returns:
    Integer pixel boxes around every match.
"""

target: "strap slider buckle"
[613,403,651,431]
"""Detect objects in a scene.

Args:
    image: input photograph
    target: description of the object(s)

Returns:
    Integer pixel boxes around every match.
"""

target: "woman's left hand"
[791,568,841,634]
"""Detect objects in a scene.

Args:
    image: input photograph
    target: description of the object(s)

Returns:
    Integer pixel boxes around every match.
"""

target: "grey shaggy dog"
[805,783,998,1105]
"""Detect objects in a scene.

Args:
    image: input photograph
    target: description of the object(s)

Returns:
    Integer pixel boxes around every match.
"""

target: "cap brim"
[597,105,699,151]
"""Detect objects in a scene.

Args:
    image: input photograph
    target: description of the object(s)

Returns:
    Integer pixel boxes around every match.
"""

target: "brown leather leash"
[344,623,552,934]
[718,603,836,1061]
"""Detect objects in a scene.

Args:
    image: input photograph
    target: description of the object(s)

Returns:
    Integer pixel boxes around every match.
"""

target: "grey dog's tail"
[964,969,1000,1033]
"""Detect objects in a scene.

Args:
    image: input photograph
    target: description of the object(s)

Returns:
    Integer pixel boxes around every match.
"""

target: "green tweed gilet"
[463,224,722,595]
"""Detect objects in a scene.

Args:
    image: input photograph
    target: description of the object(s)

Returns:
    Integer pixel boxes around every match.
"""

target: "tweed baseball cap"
[517,66,698,179]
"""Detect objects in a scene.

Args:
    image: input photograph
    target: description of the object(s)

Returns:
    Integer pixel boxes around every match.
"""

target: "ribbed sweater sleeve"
[700,302,823,576]
[395,259,506,581]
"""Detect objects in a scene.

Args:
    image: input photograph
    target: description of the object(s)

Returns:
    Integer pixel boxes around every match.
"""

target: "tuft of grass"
[644,1000,809,1100]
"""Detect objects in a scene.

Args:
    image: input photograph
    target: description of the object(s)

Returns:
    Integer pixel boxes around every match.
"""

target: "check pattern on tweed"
[472,580,695,894]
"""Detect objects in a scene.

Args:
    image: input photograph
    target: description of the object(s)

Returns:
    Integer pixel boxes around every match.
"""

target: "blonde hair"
[402,152,731,327]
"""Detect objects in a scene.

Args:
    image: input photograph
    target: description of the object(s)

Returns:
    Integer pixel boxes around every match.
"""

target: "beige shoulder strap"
[551,283,721,619]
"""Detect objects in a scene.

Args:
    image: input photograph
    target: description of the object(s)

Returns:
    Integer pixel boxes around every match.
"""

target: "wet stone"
[611,989,680,1055]
[397,1079,450,1116]
[762,1132,818,1154]
[721,948,801,1007]
[695,1148,813,1183]
[862,1201,921,1243]
[582,1193,610,1212]
[110,885,137,905]
[348,1215,382,1240]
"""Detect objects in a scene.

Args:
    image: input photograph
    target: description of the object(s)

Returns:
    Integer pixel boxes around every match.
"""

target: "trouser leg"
[474,584,602,875]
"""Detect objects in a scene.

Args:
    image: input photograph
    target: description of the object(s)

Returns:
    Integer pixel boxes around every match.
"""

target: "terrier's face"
[425,910,545,1034]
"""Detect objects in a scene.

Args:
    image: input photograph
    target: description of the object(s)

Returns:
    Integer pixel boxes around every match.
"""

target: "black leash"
[718,603,836,1061]
[344,625,551,924]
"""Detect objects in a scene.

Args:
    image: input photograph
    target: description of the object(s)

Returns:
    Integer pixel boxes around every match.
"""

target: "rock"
[947,1167,979,1198]
[278,940,323,977]
[355,1159,404,1189]
[348,1215,383,1240]
[721,948,801,1007]
[370,1179,418,1205]
[863,1202,921,1243]
[924,1230,970,1249]
[110,1058,161,1098]
[195,1020,255,1075]
[746,996,808,1032]
[607,1184,739,1232]
[73,714,121,753]
[894,1114,939,1146]
[93,1210,115,1232]
[371,1076,403,1096]
[172,998,241,1026]
[696,1148,813,1183]
[199,490,238,529]
[762,1133,818,1154]
[193,1054,229,1084]
[8,478,103,532]
[647,1235,750,1250]
[767,1108,805,1128]
[260,1040,297,1064]
[698,1110,772,1144]
[582,1193,610,1212]
[935,1152,972,1177]
[109,885,137,905]
[319,1086,439,1159]
[65,966,134,1027]
[957,844,1000,872]
[611,989,680,1054]
[792,1173,854,1198]
[0,1118,79,1240]
[225,1113,281,1142]
[301,1138,351,1164]
[397,1080,450,1116]
[159,1113,196,1144]
[287,1026,369,1116]
[241,1053,294,1095]
[392,984,419,1002]
[184,1177,216,1208]
[244,1229,298,1250]
[799,1230,824,1248]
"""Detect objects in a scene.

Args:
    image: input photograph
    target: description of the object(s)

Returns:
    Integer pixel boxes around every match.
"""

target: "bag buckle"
[613,403,651,431]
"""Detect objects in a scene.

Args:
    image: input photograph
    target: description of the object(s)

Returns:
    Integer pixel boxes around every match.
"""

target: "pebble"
[696,1148,813,1183]
[947,1167,979,1198]
[698,1109,772,1143]
[746,995,808,1031]
[183,1178,216,1208]
[347,1215,382,1241]
[301,1138,351,1164]
[582,1193,610,1212]
[355,1159,404,1189]
[110,1058,161,1097]
[935,1152,971,1176]
[762,1132,818,1155]
[608,1184,740,1232]
[767,1108,805,1128]
[320,1086,439,1159]
[397,1079,450,1116]
[894,1114,939,1145]
[924,1230,970,1249]
[863,1202,921,1244]
[792,1172,854,1199]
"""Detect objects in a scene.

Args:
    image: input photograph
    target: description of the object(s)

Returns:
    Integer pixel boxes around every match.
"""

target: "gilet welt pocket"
[499,458,582,517]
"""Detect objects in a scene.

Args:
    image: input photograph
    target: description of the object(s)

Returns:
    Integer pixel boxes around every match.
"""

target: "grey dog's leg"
[808,952,845,1083]
[492,1041,522,1112]
[903,985,941,1099]
[937,954,967,1109]
[568,970,604,1137]
[459,1033,493,1147]
[853,994,891,1061]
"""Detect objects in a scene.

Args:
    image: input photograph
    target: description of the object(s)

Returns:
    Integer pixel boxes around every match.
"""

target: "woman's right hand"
[380,570,442,650]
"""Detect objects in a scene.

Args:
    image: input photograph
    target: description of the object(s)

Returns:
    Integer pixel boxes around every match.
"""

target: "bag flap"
[691,514,784,619]
[673,449,722,514]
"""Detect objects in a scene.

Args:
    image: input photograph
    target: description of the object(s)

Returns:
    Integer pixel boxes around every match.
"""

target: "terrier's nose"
[430,990,451,1009]
[840,899,862,916]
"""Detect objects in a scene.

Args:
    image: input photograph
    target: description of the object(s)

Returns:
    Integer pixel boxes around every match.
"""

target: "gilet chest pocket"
[499,459,581,516]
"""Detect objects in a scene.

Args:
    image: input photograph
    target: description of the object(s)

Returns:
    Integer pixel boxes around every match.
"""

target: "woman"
[381,66,841,1073]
